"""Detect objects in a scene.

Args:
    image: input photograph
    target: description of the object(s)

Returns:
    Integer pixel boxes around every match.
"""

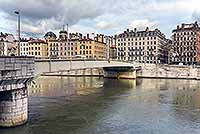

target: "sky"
[0,0,200,39]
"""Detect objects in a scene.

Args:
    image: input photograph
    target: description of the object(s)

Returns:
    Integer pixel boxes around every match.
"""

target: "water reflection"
[1,77,200,134]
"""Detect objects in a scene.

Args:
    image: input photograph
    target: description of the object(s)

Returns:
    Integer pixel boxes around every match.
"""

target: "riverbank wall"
[136,63,200,80]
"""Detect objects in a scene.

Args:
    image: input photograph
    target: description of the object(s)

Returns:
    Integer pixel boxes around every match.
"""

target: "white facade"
[20,40,29,56]
[116,28,166,64]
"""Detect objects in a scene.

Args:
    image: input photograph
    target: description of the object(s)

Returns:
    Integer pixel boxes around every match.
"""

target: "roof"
[28,39,47,44]
[59,30,68,34]
[44,31,57,39]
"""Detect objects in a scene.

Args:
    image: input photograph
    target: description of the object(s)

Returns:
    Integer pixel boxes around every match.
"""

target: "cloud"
[70,24,98,35]
[96,21,116,30]
[129,19,158,30]
[192,10,200,22]
[0,0,102,36]
[0,0,200,38]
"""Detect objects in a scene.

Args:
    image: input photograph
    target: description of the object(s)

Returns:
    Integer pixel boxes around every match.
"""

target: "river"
[1,76,200,134]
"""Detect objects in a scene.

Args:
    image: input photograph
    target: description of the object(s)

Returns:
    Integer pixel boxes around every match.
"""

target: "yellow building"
[28,39,48,58]
[77,35,106,59]
[44,31,60,58]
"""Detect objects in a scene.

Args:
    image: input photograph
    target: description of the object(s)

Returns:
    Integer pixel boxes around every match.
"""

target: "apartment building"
[28,39,48,58]
[77,34,106,59]
[116,27,167,63]
[44,31,60,58]
[171,22,200,65]
[19,38,30,56]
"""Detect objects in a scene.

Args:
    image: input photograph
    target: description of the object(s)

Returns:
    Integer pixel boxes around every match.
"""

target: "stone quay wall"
[136,63,200,79]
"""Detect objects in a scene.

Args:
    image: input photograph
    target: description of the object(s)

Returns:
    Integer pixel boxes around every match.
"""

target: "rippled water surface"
[1,76,200,134]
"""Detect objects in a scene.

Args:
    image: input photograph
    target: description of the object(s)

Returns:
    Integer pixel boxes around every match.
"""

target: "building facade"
[59,31,78,59]
[171,22,200,65]
[44,31,60,58]
[19,38,30,56]
[77,34,106,59]
[0,32,15,56]
[28,39,48,58]
[116,28,166,63]
[160,39,172,64]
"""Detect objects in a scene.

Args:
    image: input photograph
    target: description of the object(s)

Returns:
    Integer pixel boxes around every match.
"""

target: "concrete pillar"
[0,88,28,127]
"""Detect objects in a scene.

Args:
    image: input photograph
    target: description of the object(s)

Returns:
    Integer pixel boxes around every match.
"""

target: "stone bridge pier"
[0,56,34,127]
[0,87,28,127]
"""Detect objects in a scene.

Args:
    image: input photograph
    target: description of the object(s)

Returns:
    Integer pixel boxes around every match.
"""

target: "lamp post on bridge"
[14,10,20,56]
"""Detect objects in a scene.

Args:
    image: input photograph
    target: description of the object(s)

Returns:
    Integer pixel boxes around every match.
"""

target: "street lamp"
[67,24,72,70]
[14,10,20,56]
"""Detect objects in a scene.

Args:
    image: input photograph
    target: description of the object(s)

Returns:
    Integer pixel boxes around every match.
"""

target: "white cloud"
[70,24,98,35]
[129,19,158,30]
[96,21,116,30]
[144,0,200,13]
[1,0,200,38]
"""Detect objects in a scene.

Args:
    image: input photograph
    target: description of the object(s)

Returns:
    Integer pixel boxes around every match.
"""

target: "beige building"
[77,34,106,59]
[28,39,48,58]
[44,32,59,58]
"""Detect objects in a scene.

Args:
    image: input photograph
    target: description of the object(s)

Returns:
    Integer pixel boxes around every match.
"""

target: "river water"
[1,76,200,134]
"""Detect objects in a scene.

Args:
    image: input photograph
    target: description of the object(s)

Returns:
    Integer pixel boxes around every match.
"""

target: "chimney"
[80,33,82,39]
[145,27,149,31]
[97,34,99,41]
[195,21,198,27]
[127,29,129,32]
[181,24,184,28]
[177,25,179,29]
[87,33,89,39]
[134,28,137,32]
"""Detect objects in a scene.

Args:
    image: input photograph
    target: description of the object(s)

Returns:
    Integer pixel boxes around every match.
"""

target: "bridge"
[0,57,136,127]
[35,59,136,79]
